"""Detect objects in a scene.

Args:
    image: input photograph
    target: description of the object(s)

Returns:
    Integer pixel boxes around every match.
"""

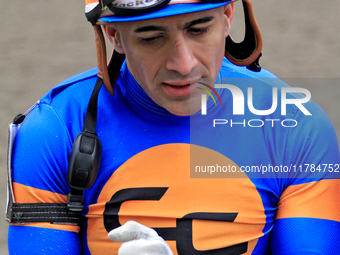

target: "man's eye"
[189,27,209,35]
[140,36,162,44]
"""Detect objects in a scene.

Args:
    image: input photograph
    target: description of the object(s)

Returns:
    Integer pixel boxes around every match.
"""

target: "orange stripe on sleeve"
[9,222,80,233]
[13,182,67,203]
[12,183,80,232]
[276,179,340,222]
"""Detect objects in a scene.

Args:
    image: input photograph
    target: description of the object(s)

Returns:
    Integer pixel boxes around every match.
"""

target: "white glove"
[108,220,173,255]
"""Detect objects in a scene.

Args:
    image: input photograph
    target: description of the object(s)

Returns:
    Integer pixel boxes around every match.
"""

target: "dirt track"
[1,0,339,254]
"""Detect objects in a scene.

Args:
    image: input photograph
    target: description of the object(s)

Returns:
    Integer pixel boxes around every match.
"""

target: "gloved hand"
[108,220,173,255]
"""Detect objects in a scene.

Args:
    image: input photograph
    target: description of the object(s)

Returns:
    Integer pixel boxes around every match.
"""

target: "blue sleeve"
[282,99,340,180]
[8,225,81,255]
[271,218,340,254]
[11,102,73,196]
[271,99,340,254]
[8,102,82,254]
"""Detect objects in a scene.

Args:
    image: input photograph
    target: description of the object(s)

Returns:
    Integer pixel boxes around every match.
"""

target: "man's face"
[105,5,233,116]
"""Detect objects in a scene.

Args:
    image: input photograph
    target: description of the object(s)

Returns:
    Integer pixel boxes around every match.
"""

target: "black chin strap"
[107,50,126,93]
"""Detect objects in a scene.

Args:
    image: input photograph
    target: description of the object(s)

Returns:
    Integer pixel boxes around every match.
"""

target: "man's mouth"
[162,79,200,97]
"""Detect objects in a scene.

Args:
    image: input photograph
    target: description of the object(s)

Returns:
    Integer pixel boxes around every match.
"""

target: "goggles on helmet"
[85,0,233,25]
[105,0,172,16]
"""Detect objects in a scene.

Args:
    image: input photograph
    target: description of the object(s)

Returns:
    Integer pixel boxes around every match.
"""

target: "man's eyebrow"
[182,16,214,29]
[133,16,215,33]
[134,25,168,33]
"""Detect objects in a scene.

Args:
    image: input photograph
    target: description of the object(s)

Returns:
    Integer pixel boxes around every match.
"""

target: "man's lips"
[162,79,201,97]
[163,78,201,86]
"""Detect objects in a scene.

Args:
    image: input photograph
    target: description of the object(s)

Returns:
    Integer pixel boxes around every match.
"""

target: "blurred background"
[0,0,339,253]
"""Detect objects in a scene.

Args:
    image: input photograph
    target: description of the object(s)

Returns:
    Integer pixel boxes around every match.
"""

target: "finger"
[108,221,162,242]
[118,239,172,255]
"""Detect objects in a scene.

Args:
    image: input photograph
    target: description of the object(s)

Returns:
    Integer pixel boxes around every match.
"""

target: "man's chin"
[165,101,202,116]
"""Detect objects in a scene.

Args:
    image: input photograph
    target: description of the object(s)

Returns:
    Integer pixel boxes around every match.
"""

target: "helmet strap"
[107,50,126,94]
[94,25,112,94]
[94,25,125,95]
[224,0,262,67]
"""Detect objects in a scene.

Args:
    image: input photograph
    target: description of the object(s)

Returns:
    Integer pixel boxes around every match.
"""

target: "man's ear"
[102,25,125,54]
[224,3,235,37]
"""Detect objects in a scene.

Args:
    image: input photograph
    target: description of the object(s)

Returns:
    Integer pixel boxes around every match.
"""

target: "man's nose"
[165,38,198,76]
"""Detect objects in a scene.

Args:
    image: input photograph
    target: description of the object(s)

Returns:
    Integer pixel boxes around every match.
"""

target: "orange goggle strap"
[224,0,262,69]
[93,0,262,95]
[94,25,112,95]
